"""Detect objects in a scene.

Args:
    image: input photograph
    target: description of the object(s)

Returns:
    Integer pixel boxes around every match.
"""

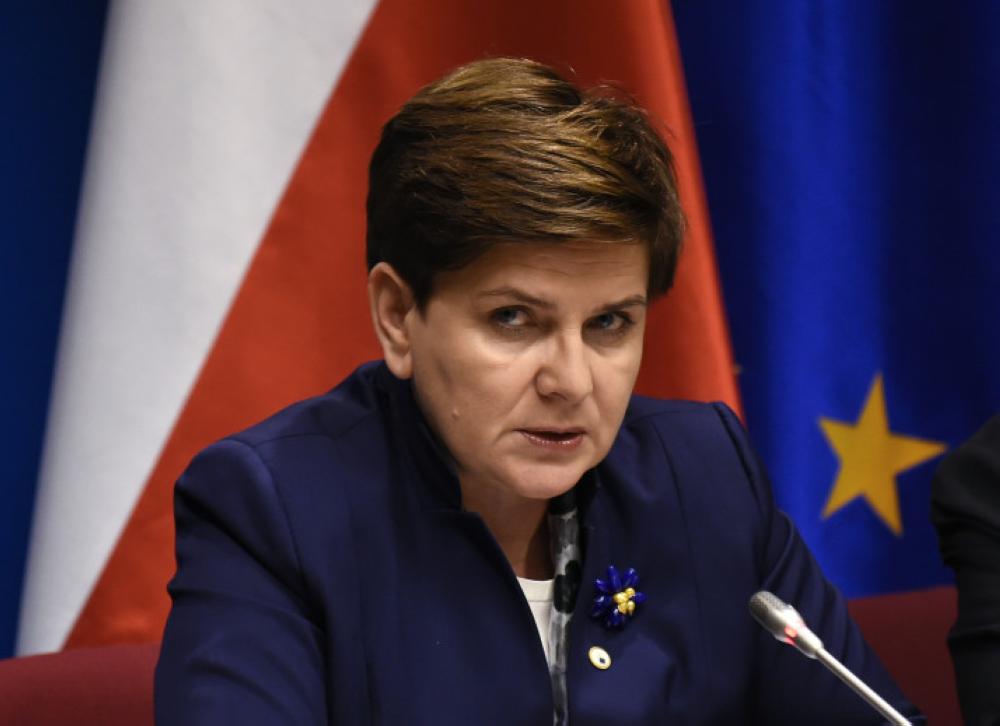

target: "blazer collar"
[374,362,464,509]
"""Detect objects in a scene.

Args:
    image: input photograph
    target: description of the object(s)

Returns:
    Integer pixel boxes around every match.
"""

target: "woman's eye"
[491,307,529,328]
[590,312,631,332]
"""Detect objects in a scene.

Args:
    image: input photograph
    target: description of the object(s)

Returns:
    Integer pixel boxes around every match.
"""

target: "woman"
[155,58,920,724]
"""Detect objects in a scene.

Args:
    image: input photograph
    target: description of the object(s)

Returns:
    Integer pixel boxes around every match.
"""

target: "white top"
[517,576,555,665]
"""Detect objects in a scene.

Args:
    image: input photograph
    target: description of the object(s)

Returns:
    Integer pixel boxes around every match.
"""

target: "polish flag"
[18,0,737,654]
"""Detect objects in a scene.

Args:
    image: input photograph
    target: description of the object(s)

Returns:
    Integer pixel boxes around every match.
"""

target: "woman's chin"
[502,463,589,501]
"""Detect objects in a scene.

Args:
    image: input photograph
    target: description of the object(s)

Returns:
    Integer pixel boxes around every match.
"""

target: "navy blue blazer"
[155,362,921,724]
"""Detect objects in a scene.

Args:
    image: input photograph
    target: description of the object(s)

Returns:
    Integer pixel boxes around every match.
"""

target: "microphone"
[749,591,912,726]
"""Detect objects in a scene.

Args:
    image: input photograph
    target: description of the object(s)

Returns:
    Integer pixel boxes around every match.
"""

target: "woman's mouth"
[518,429,585,451]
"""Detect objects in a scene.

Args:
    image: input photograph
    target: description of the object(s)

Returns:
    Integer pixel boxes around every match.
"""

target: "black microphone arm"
[748,591,911,726]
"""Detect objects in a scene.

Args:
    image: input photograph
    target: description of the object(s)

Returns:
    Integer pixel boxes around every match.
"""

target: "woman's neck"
[460,483,553,580]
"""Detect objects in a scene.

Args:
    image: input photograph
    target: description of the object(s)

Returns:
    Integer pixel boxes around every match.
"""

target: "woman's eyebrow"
[598,295,648,311]
[478,287,555,309]
[477,288,648,312]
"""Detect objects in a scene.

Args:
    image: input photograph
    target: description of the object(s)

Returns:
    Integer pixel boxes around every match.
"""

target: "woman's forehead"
[433,241,650,296]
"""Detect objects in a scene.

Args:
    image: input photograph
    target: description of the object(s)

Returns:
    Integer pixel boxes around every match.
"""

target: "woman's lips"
[518,429,585,451]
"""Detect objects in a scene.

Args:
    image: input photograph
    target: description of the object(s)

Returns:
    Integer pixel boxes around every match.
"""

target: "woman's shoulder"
[175,362,403,562]
[179,361,399,513]
[225,360,388,452]
[621,395,748,454]
[612,395,769,517]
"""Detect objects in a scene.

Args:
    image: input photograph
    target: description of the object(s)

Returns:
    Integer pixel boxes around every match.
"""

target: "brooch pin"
[591,565,646,630]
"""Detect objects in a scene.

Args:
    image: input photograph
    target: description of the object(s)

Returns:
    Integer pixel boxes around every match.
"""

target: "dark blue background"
[0,2,107,657]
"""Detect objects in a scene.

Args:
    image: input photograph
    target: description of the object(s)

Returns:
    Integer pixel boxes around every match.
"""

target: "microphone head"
[749,590,824,658]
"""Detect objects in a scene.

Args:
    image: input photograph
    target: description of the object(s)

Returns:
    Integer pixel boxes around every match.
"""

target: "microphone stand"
[749,591,911,726]
[815,647,911,726]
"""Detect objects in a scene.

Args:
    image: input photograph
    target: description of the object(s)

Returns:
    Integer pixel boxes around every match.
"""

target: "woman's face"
[405,240,648,510]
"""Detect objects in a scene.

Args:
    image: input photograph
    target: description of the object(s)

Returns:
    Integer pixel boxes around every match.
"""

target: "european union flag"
[674,2,1000,597]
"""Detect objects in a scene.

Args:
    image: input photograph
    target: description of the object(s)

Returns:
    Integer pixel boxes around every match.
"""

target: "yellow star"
[819,374,946,536]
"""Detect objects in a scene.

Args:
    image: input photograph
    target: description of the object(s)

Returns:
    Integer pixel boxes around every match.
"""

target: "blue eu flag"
[674,1,1000,597]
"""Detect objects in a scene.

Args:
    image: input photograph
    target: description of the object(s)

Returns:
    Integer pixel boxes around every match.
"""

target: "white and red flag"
[18,0,737,654]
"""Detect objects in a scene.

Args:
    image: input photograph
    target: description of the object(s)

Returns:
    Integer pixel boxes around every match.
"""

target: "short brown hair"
[366,57,684,305]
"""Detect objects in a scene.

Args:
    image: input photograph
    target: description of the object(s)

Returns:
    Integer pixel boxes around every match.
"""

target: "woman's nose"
[534,333,594,403]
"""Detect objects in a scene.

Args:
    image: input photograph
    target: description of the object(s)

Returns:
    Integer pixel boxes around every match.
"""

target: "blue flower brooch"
[591,565,646,629]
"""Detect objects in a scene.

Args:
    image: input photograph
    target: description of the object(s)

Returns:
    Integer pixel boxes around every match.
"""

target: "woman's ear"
[368,262,417,379]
